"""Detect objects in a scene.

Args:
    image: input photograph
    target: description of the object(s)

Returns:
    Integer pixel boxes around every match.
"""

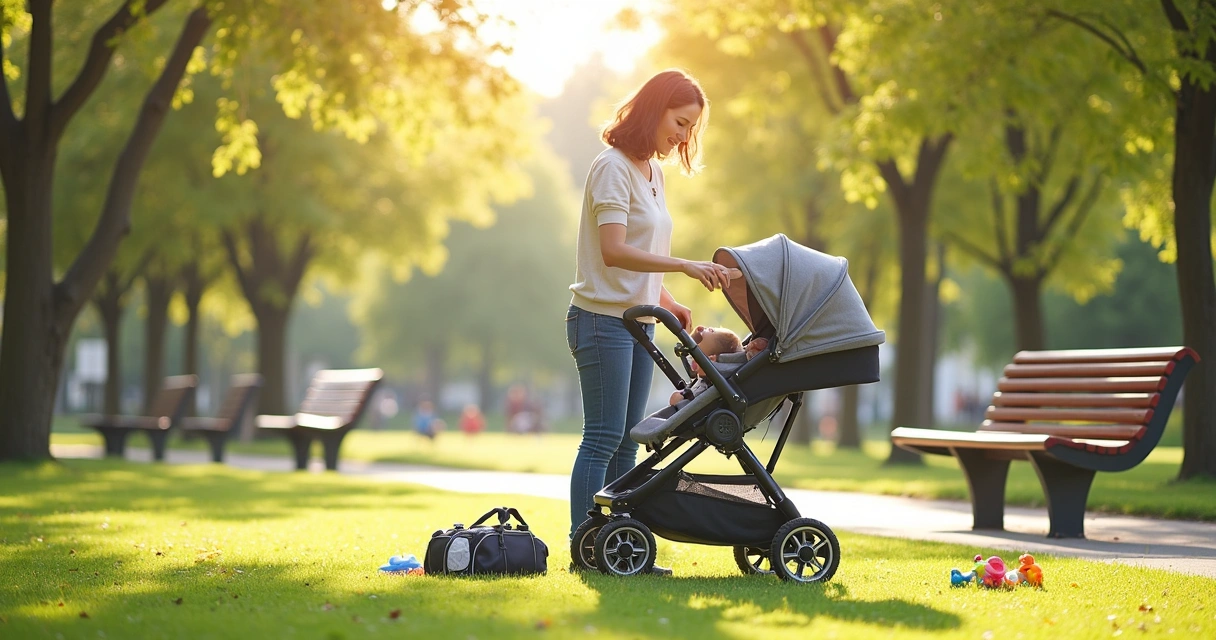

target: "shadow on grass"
[0,459,435,523]
[573,572,961,635]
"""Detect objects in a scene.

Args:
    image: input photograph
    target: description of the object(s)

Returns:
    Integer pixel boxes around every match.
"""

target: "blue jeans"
[566,305,655,536]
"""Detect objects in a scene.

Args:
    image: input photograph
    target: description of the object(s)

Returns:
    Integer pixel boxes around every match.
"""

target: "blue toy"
[379,553,422,573]
[949,568,976,586]
[949,554,984,587]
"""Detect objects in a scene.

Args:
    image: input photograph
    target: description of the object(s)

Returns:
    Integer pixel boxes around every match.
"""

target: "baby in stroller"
[668,326,768,405]
[571,233,885,583]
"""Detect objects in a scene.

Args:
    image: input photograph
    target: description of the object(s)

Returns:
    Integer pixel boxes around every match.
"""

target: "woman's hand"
[663,299,692,331]
[680,260,739,291]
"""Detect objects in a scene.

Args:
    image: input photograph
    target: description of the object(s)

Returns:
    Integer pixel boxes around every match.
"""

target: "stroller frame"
[575,305,874,582]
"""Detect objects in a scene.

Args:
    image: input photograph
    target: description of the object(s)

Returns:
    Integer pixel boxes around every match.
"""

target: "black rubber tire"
[593,518,656,576]
[570,515,608,571]
[769,518,840,583]
[733,545,774,576]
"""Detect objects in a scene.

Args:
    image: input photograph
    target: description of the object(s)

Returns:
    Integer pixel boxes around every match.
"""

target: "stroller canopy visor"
[714,234,886,363]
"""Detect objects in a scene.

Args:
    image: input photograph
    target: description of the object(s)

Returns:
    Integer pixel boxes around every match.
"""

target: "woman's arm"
[659,286,692,330]
[599,223,732,291]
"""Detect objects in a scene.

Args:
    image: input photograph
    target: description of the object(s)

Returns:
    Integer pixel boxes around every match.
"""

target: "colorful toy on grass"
[981,556,1007,589]
[949,568,976,586]
[949,554,984,587]
[379,553,423,574]
[1018,554,1044,587]
[1004,570,1023,588]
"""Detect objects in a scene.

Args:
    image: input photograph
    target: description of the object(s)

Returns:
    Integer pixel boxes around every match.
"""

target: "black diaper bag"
[424,507,548,576]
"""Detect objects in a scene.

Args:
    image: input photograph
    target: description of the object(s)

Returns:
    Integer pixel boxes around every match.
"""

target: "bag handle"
[469,506,530,529]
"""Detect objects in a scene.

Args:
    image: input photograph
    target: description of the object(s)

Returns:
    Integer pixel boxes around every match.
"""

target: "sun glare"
[474,0,661,97]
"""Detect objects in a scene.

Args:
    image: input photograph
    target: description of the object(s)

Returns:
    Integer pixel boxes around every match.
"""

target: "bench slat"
[303,388,371,401]
[1003,362,1173,378]
[1012,347,1191,364]
[309,380,381,392]
[997,376,1166,392]
[984,406,1153,424]
[992,392,1159,408]
[889,427,1051,451]
[979,421,1146,440]
[297,401,362,416]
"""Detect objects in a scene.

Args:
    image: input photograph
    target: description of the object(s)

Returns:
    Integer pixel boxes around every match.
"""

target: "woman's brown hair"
[602,69,708,175]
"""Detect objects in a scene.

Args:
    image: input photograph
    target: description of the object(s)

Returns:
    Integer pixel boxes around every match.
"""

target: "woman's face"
[655,102,702,156]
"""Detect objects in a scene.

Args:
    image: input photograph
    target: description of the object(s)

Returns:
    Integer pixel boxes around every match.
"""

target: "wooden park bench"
[179,373,264,463]
[255,368,384,471]
[890,346,1198,538]
[81,374,198,461]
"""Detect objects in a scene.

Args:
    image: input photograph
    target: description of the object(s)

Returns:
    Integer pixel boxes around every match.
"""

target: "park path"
[51,444,1216,579]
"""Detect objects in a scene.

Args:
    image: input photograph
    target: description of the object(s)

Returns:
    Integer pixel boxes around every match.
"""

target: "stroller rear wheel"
[593,518,656,576]
[570,515,609,571]
[769,518,840,583]
[733,545,773,576]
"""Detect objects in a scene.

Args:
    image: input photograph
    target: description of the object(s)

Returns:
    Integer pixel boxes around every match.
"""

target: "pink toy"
[981,556,1006,588]
[1018,553,1044,587]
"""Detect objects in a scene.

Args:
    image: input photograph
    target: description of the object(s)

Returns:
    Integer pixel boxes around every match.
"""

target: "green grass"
[52,423,1216,522]
[2,459,1214,639]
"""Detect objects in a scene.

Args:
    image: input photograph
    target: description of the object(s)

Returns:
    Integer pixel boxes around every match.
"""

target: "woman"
[566,69,734,574]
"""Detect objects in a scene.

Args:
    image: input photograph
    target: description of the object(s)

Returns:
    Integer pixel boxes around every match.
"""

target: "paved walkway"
[52,444,1216,579]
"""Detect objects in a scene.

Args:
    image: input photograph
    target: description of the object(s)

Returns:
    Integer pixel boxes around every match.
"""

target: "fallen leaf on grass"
[173,598,183,605]
[79,612,88,619]
[69,549,75,556]
[389,609,401,619]
[1139,604,1153,612]
[535,619,551,630]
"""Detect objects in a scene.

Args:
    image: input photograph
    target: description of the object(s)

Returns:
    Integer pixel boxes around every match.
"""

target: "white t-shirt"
[569,147,672,320]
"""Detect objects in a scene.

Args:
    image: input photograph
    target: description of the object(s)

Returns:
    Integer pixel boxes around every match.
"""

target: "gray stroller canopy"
[713,234,886,363]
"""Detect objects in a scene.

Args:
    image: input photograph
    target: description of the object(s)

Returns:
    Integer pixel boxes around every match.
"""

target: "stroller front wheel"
[593,518,656,576]
[769,518,840,583]
[733,545,774,576]
[570,515,609,571]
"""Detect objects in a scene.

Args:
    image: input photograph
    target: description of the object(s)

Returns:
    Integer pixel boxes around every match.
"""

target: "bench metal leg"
[98,428,129,458]
[288,432,312,470]
[202,432,227,463]
[320,431,349,471]
[953,449,1010,531]
[1029,453,1095,538]
[147,431,170,462]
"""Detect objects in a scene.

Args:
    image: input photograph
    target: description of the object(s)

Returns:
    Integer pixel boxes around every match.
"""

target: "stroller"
[571,234,886,582]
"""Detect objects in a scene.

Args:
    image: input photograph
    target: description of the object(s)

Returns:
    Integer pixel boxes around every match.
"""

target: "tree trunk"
[837,385,862,449]
[918,241,945,427]
[142,273,173,413]
[93,278,126,416]
[181,262,205,416]
[1173,73,1216,480]
[1009,274,1046,352]
[253,305,291,415]
[884,174,930,462]
[0,146,63,460]
[790,392,814,445]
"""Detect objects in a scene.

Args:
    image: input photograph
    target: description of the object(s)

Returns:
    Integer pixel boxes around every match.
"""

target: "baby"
[669,326,769,405]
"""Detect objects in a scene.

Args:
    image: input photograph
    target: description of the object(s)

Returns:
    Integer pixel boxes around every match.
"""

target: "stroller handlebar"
[622,305,748,417]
